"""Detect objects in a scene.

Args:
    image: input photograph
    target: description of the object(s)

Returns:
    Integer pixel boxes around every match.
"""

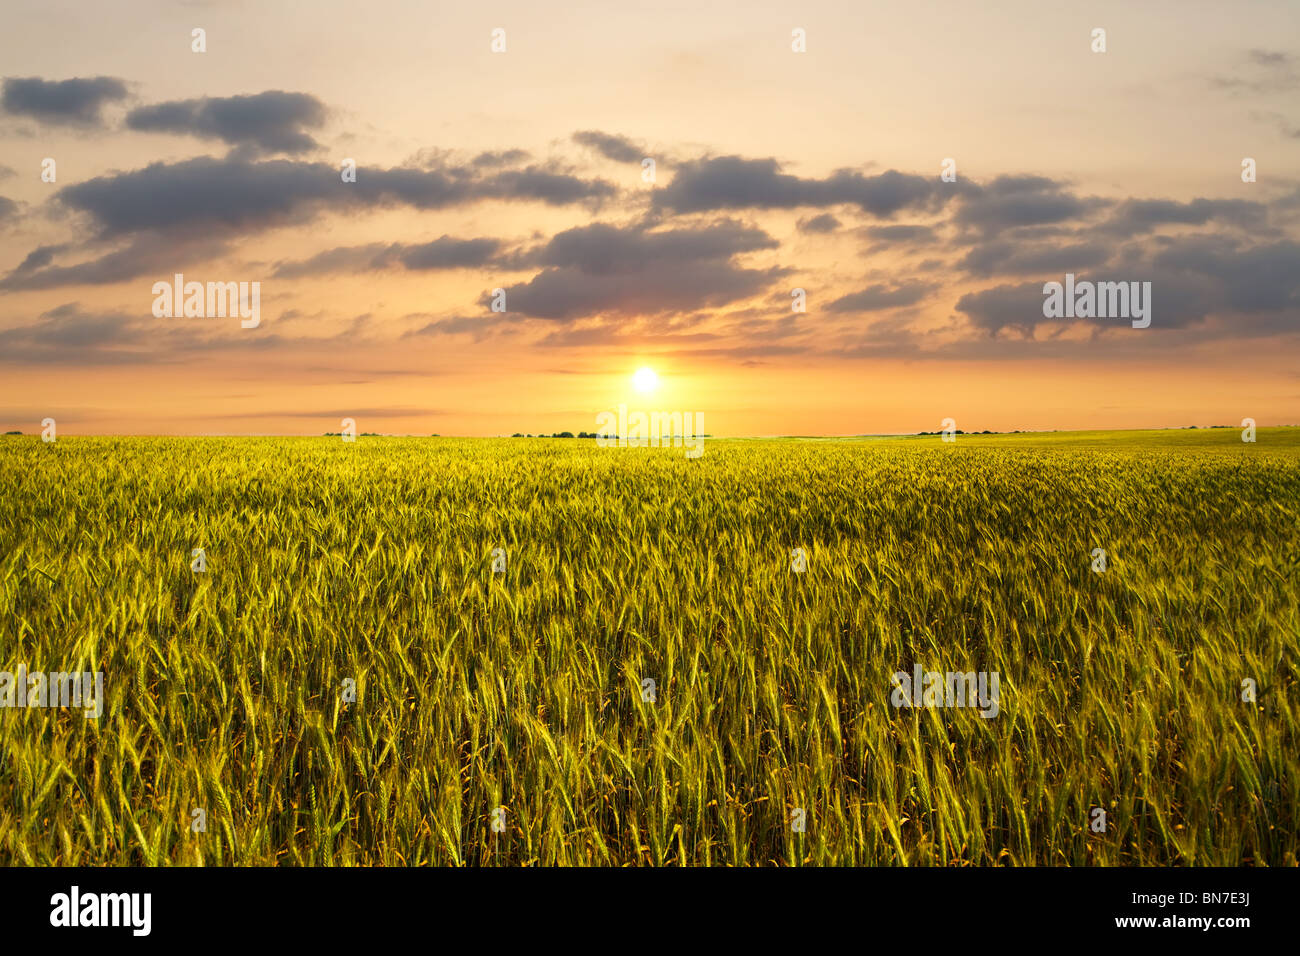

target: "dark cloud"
[384,237,500,270]
[1151,236,1300,316]
[0,299,410,366]
[532,219,775,273]
[798,213,841,234]
[957,274,1221,336]
[471,148,531,168]
[0,235,229,290]
[0,196,17,224]
[954,175,1105,237]
[953,237,1299,337]
[654,156,950,217]
[957,281,1060,335]
[48,155,615,239]
[125,91,327,155]
[828,281,937,312]
[487,219,781,320]
[273,236,502,278]
[24,302,136,346]
[862,224,935,243]
[1102,197,1269,234]
[1,76,128,127]
[5,153,612,290]
[56,157,356,237]
[960,240,1111,277]
[0,303,153,364]
[271,246,375,279]
[572,130,644,163]
[13,244,71,272]
[485,166,615,205]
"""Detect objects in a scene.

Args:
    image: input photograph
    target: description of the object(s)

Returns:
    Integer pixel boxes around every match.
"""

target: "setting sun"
[632,367,659,394]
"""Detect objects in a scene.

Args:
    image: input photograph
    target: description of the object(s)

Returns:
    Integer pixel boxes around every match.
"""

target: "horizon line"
[3,423,1293,439]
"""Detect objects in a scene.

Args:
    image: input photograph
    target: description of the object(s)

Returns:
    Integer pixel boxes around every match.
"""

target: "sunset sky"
[1,0,1297,435]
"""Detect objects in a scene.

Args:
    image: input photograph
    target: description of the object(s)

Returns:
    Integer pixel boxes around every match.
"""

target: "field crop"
[1,429,1297,865]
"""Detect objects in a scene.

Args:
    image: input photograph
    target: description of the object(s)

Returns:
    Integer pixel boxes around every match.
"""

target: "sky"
[0,0,1297,436]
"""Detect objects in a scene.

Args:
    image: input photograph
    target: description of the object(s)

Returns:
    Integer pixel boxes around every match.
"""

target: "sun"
[632,367,659,394]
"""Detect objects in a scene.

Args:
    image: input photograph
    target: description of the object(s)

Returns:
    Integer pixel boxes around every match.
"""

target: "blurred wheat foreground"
[0,428,1297,865]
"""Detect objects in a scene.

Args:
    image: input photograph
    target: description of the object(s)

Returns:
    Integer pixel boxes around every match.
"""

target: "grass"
[0,428,1297,865]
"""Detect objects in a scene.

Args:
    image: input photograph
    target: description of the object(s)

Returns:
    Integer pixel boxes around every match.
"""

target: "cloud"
[125,91,328,155]
[1248,49,1294,68]
[531,316,719,348]
[1102,197,1269,235]
[862,224,935,243]
[13,244,71,272]
[960,240,1111,276]
[395,237,500,270]
[654,156,951,216]
[957,273,1226,336]
[572,130,644,163]
[828,281,938,312]
[1,76,128,127]
[47,154,615,240]
[0,299,414,365]
[497,259,769,320]
[403,313,520,341]
[954,175,1105,236]
[956,281,1061,335]
[1210,49,1300,94]
[0,235,229,290]
[531,219,775,272]
[0,196,17,224]
[488,219,781,320]
[798,213,841,234]
[273,236,503,278]
[1151,236,1300,317]
[0,303,153,363]
[955,237,1300,336]
[471,148,531,168]
[484,166,616,205]
[662,342,811,364]
[7,125,1297,369]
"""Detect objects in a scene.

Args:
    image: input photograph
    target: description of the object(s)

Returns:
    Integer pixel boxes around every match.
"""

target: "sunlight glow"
[633,367,659,394]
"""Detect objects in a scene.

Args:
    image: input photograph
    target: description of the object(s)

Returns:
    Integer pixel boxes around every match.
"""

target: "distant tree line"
[511,431,598,438]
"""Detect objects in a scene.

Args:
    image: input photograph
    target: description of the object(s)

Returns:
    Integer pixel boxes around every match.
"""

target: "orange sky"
[1,0,1297,435]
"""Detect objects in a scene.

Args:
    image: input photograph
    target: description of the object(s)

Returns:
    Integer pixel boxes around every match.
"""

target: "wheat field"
[1,429,1297,865]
